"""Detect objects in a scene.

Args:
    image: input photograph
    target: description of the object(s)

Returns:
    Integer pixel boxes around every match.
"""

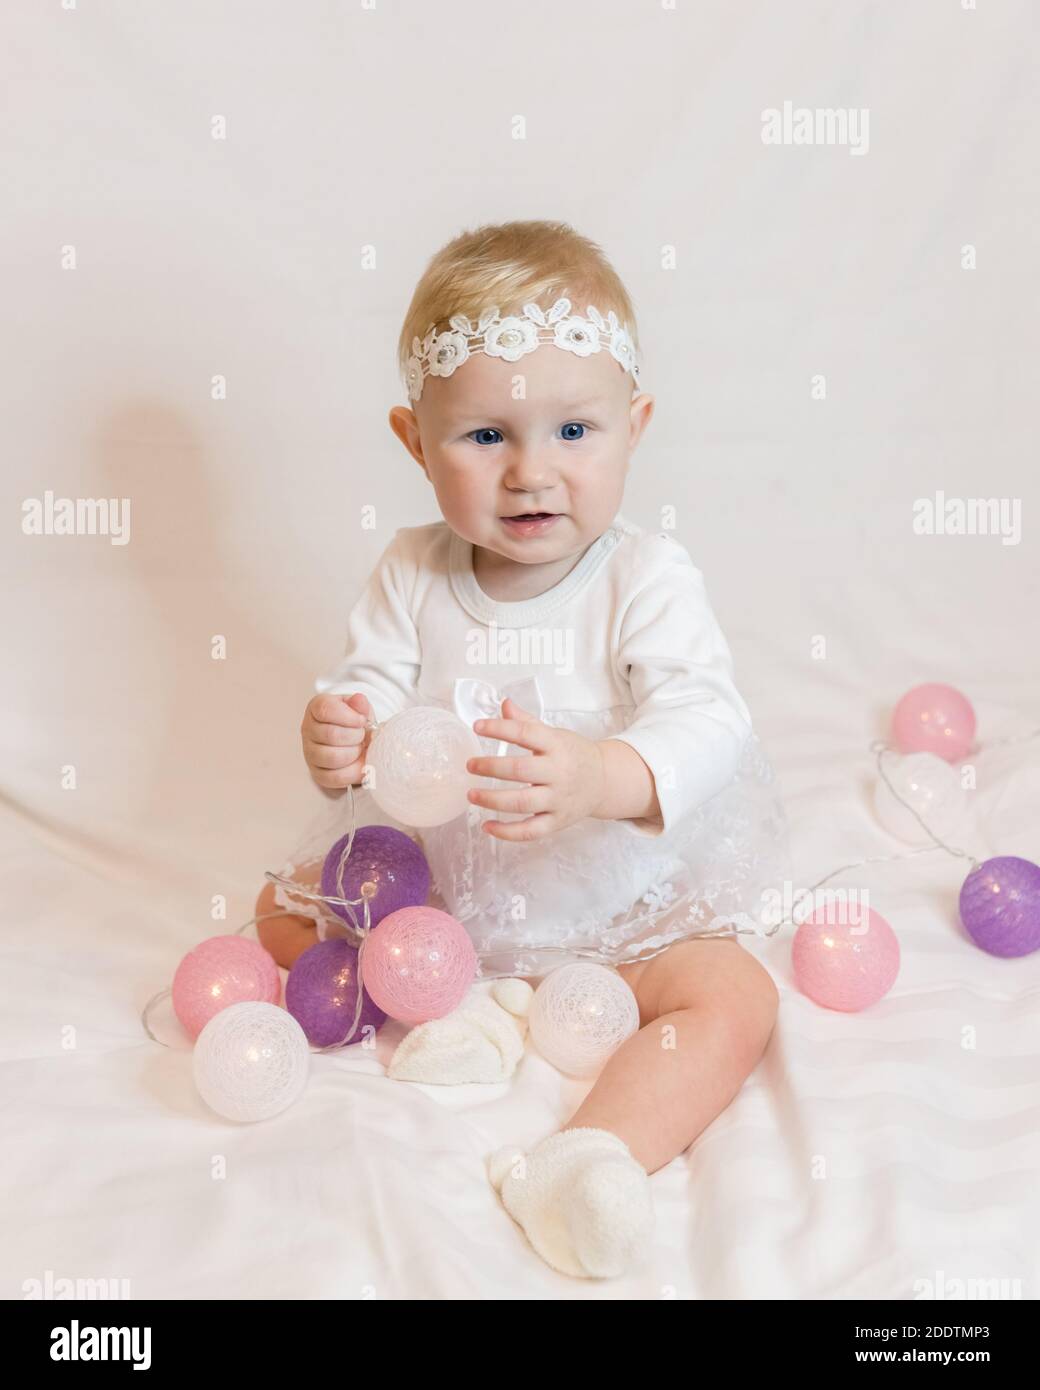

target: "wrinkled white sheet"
[4,679,1038,1300]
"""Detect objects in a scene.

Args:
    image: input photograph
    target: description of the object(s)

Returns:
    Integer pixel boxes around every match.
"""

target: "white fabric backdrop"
[2,0,1038,1300]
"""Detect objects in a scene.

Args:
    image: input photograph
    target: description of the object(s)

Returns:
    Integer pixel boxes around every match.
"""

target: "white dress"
[286,512,790,977]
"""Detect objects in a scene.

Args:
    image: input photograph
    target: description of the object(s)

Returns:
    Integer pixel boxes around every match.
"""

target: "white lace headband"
[404,297,642,401]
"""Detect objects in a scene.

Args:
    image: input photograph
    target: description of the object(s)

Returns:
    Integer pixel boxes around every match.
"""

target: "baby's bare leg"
[254,880,318,970]
[563,938,778,1173]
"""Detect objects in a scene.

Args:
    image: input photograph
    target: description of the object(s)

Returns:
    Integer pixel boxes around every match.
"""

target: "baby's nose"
[504,447,556,488]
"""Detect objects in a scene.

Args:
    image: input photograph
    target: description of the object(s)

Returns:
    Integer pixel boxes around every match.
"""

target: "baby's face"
[391,346,653,564]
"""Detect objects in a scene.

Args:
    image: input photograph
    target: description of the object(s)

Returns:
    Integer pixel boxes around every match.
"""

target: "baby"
[255,219,782,1280]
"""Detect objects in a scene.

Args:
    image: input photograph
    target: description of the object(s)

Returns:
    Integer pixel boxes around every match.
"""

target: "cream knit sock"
[387,979,533,1085]
[489,1127,654,1278]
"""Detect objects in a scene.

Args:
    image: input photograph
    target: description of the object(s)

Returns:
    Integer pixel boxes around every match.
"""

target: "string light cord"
[143,722,1036,1045]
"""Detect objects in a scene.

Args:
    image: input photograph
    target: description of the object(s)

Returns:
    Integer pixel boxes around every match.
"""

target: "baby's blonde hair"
[396,219,641,383]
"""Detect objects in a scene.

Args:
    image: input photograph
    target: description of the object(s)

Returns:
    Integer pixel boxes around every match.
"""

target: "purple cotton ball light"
[285,939,387,1046]
[959,856,1040,958]
[172,935,281,1040]
[321,825,430,929]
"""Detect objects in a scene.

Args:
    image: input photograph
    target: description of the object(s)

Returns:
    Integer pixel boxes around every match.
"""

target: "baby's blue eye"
[466,423,588,446]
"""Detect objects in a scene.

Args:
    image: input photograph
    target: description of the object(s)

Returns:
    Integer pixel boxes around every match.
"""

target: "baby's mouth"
[500,511,562,535]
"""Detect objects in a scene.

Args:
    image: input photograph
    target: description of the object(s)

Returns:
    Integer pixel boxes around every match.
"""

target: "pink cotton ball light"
[891,683,976,762]
[361,906,476,1025]
[792,904,900,1012]
[172,935,281,1040]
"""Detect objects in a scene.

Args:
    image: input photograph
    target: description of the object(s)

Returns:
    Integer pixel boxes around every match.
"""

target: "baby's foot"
[489,1127,654,1278]
[387,979,532,1084]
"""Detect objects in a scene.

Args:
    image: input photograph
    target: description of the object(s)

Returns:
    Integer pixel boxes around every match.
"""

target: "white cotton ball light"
[873,750,967,845]
[366,705,482,828]
[193,1001,310,1122]
[529,963,640,1079]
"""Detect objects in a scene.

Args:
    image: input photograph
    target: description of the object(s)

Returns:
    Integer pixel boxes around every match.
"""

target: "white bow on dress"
[452,675,545,757]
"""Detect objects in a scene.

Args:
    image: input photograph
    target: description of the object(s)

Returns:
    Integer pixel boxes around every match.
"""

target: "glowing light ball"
[792,905,900,1012]
[361,906,477,1025]
[873,751,967,844]
[528,963,640,1079]
[193,1002,309,1122]
[172,935,281,1040]
[366,706,481,827]
[320,825,429,928]
[285,939,387,1046]
[959,856,1040,958]
[891,683,975,762]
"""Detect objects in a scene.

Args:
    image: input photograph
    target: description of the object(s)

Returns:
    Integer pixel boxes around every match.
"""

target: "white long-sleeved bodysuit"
[313,513,785,973]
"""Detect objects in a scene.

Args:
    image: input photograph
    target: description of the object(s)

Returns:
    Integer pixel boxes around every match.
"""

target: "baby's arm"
[308,532,422,794]
[591,738,661,826]
[604,538,752,837]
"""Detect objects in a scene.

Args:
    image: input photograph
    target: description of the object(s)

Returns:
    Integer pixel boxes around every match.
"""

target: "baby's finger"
[309,694,371,727]
[501,696,537,720]
[466,752,548,784]
[467,784,552,815]
[304,720,367,748]
[310,762,366,790]
[304,739,363,770]
[482,812,555,842]
[471,715,553,754]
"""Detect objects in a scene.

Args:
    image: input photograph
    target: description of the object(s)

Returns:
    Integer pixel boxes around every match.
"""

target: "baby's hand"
[465,696,607,841]
[301,692,372,791]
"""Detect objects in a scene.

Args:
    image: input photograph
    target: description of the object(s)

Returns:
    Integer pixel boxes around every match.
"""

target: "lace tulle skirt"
[271,719,792,981]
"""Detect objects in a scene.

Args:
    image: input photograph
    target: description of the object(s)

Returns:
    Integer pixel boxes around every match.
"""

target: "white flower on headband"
[484,313,540,362]
[426,328,471,380]
[405,297,641,400]
[554,313,600,357]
